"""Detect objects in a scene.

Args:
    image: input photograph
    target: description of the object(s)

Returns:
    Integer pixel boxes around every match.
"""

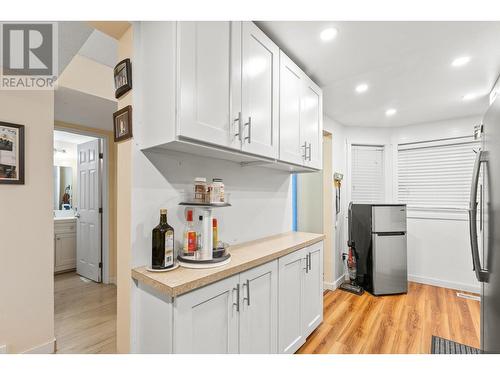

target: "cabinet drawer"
[54,221,76,234]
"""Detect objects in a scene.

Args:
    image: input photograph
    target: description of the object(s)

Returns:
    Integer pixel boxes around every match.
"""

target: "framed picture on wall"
[114,58,132,99]
[113,105,133,142]
[0,121,25,185]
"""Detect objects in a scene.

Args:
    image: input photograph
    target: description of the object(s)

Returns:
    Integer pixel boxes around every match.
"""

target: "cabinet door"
[279,51,306,165]
[300,77,323,170]
[278,248,307,354]
[239,260,278,354]
[302,242,323,338]
[173,275,239,353]
[178,22,241,150]
[241,22,279,159]
[55,233,77,272]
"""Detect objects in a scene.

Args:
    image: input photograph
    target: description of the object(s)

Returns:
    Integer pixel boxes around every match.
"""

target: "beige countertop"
[131,231,324,298]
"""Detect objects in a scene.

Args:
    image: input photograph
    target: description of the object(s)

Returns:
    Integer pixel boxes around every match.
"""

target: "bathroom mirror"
[53,166,73,210]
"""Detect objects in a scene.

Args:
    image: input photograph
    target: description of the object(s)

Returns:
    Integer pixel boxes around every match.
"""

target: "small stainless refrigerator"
[348,203,408,295]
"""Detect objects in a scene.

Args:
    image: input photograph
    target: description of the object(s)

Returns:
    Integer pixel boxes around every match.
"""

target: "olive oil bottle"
[152,209,175,269]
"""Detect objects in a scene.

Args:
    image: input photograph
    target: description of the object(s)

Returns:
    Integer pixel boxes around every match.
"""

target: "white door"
[174,275,239,353]
[301,77,323,170]
[76,140,102,282]
[240,22,279,159]
[278,248,307,354]
[279,51,306,165]
[239,260,278,354]
[178,21,242,150]
[302,243,323,337]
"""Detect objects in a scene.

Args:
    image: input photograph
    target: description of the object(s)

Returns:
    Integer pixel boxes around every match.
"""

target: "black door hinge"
[99,152,104,159]
[99,207,103,213]
[99,262,103,269]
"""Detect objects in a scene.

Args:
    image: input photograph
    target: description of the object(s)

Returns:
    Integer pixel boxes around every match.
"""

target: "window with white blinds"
[350,144,385,203]
[397,138,479,210]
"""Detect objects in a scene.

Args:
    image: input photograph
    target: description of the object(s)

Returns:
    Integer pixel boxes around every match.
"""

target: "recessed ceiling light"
[355,83,369,93]
[385,108,397,117]
[320,27,338,42]
[463,93,477,101]
[452,56,471,67]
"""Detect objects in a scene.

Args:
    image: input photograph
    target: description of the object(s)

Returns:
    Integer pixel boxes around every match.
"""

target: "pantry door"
[76,139,102,282]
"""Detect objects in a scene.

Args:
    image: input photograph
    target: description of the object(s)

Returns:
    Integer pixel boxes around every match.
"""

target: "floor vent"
[457,292,480,301]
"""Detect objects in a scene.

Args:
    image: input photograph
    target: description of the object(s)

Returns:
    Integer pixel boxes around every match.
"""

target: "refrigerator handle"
[468,150,488,282]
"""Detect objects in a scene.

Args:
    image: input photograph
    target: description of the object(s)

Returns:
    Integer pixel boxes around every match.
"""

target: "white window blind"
[397,138,479,210]
[351,144,385,203]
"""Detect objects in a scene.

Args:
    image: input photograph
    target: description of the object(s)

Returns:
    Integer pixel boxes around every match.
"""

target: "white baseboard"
[0,344,6,354]
[22,338,56,354]
[409,274,480,294]
[323,274,346,291]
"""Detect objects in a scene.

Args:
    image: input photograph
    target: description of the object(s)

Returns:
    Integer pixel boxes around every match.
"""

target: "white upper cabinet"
[279,51,305,165]
[279,51,323,169]
[301,77,323,170]
[178,22,241,150]
[240,22,279,159]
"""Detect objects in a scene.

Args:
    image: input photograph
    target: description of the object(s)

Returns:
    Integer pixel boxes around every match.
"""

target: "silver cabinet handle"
[308,253,312,271]
[233,283,240,312]
[301,142,307,160]
[244,117,252,144]
[307,143,312,161]
[304,256,309,273]
[243,279,250,306]
[233,111,242,141]
[468,150,488,282]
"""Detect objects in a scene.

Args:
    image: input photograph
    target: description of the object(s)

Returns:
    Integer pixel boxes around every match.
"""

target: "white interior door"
[241,22,279,159]
[76,139,102,282]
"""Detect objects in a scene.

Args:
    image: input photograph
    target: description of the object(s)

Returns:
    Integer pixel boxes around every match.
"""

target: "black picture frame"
[114,58,132,99]
[113,105,133,142]
[0,121,25,185]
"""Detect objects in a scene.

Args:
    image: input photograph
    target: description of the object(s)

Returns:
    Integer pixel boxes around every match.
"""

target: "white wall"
[0,90,55,353]
[326,114,482,293]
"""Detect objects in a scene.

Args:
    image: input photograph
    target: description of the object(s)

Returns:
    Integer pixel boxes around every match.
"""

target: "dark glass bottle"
[152,209,175,269]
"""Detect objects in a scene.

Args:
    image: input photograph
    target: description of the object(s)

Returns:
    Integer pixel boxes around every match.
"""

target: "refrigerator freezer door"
[372,205,407,233]
[372,233,408,295]
[480,99,500,353]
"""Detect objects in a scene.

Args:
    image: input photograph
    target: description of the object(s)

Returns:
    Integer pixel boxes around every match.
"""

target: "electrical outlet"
[0,344,7,354]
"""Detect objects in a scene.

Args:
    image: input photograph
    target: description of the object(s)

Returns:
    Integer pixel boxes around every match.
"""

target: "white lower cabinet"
[174,274,240,354]
[54,221,77,273]
[278,242,323,353]
[133,241,323,354]
[239,260,278,353]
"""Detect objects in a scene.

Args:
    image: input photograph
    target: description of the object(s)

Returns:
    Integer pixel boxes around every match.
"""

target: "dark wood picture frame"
[114,58,132,99]
[113,105,133,142]
[0,121,25,185]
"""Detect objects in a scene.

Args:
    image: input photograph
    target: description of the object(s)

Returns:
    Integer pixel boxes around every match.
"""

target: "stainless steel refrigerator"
[348,203,408,295]
[470,98,500,353]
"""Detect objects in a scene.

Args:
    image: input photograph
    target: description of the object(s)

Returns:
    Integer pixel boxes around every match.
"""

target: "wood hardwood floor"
[298,282,480,354]
[54,272,117,354]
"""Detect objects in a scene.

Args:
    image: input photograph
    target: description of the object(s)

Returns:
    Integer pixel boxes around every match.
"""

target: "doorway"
[53,127,117,353]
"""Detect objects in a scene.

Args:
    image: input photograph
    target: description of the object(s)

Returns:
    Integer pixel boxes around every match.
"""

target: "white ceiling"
[54,130,97,145]
[78,29,118,68]
[257,21,500,127]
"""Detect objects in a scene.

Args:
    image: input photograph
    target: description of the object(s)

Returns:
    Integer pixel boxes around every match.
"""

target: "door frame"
[54,124,111,284]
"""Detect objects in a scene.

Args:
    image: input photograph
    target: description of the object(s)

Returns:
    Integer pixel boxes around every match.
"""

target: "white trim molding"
[22,338,56,354]
[323,274,346,291]
[409,274,480,294]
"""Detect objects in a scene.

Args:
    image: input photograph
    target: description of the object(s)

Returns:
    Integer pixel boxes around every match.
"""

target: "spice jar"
[194,177,207,203]
[211,178,225,203]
